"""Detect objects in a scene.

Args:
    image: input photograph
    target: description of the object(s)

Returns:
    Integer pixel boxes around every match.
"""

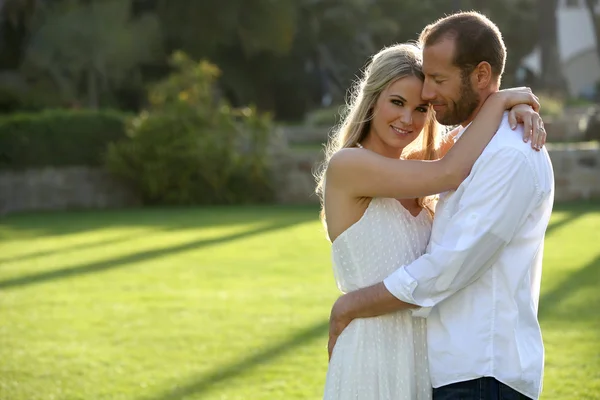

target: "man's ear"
[474,61,492,89]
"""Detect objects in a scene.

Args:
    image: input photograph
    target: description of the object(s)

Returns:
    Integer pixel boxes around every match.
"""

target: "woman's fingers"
[523,114,533,144]
[530,116,546,151]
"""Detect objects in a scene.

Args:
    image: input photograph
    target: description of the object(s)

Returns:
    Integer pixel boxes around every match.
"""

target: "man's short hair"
[419,11,506,80]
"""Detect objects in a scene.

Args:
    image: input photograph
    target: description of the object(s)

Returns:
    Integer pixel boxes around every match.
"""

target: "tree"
[22,0,162,108]
[0,0,555,117]
[458,0,539,87]
[0,0,41,69]
[584,0,600,64]
[537,0,569,95]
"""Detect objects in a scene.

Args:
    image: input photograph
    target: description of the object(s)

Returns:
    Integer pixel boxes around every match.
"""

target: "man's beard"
[437,77,480,126]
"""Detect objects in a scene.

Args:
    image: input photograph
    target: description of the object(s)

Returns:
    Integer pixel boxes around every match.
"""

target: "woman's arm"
[412,105,545,160]
[326,88,539,200]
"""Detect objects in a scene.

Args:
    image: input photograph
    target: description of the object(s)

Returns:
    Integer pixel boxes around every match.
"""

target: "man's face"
[421,38,480,126]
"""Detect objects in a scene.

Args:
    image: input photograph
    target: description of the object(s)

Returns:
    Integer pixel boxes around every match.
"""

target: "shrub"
[0,109,128,170]
[584,108,600,142]
[538,93,564,119]
[304,105,344,127]
[565,97,596,107]
[106,52,275,205]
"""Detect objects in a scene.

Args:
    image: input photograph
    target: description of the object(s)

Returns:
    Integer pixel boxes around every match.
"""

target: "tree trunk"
[538,0,569,96]
[585,0,600,63]
[87,68,98,109]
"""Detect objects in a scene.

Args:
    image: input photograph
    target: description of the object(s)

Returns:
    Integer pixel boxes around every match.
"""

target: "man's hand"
[326,282,415,361]
[328,294,353,362]
[508,104,547,151]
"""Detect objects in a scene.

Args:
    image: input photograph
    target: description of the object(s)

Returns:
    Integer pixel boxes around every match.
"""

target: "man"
[327,11,554,400]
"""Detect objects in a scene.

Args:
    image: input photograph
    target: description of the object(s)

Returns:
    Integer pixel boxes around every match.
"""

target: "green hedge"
[0,109,128,170]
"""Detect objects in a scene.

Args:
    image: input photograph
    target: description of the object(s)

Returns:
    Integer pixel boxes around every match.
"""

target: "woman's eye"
[416,107,428,113]
[392,100,404,106]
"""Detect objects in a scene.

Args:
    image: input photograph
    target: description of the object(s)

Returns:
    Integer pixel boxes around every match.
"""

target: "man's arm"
[383,148,541,308]
[329,148,542,355]
[328,281,416,360]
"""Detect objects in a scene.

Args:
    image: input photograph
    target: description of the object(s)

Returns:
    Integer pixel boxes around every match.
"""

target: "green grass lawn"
[0,202,598,400]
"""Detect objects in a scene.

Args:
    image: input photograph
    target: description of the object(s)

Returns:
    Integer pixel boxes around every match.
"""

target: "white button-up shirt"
[383,113,554,399]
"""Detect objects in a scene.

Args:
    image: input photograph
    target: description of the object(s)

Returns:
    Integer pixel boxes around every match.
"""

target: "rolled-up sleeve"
[384,148,541,310]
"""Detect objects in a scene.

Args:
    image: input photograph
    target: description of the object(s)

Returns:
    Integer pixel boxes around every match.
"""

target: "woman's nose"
[400,110,412,125]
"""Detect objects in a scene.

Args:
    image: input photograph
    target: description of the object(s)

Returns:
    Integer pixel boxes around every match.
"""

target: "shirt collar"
[454,122,472,142]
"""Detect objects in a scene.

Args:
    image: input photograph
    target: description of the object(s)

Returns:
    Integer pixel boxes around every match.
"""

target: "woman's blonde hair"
[314,43,442,225]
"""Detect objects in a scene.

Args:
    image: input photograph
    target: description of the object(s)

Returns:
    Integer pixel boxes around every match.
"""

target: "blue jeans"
[433,377,533,400]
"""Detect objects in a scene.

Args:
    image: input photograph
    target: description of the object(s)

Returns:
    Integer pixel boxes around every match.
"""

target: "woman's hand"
[508,104,547,151]
[490,88,545,151]
[494,87,540,113]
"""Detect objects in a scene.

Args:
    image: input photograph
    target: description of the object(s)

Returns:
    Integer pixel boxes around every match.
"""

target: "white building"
[521,0,600,98]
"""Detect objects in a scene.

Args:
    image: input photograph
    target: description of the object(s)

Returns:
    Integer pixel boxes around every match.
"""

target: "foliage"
[565,97,597,107]
[151,0,540,119]
[538,93,565,118]
[304,105,344,127]
[469,0,539,88]
[0,109,128,170]
[0,70,68,112]
[155,0,297,57]
[21,0,162,108]
[0,0,541,118]
[584,107,600,141]
[106,52,275,205]
[0,0,41,70]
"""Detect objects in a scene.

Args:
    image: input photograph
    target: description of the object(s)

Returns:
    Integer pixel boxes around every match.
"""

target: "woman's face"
[367,75,429,155]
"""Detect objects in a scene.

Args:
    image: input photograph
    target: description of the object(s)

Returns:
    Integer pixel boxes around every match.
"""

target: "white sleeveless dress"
[323,197,433,400]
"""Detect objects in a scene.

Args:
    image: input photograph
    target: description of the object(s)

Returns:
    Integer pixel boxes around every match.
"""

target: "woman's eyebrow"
[390,94,428,107]
[389,94,407,102]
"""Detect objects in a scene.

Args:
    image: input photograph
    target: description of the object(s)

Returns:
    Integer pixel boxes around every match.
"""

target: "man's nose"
[422,79,436,102]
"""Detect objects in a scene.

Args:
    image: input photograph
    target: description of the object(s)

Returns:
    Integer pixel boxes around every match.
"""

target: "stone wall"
[271,150,324,205]
[275,143,600,204]
[0,144,598,216]
[544,106,597,142]
[0,167,140,216]
[547,142,600,202]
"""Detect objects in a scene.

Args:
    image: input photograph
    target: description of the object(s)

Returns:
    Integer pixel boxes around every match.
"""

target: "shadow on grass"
[552,200,600,213]
[0,233,145,265]
[0,218,309,290]
[545,199,600,236]
[0,204,319,238]
[1,201,596,239]
[539,253,600,322]
[140,320,329,400]
[545,210,587,236]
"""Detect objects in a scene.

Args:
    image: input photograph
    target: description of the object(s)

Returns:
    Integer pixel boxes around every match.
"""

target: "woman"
[316,43,543,399]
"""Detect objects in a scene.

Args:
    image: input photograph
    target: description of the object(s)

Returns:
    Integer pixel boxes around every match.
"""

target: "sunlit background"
[0,0,599,399]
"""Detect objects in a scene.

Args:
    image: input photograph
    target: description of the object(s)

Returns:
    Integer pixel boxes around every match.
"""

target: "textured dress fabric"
[323,198,433,400]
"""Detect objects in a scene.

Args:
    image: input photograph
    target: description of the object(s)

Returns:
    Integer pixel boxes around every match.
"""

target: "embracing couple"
[317,11,554,400]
